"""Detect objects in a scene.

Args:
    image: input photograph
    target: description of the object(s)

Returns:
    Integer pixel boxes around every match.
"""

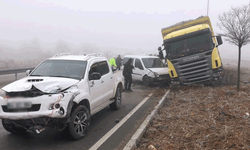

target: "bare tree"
[217,3,250,92]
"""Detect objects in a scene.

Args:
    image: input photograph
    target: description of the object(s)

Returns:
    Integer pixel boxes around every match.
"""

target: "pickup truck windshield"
[30,60,87,80]
[142,58,166,68]
[166,32,214,59]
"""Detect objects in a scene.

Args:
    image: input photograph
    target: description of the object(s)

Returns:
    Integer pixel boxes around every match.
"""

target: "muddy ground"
[136,59,250,150]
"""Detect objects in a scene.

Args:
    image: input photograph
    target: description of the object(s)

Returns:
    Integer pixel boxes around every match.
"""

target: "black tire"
[143,75,151,86]
[110,86,122,110]
[2,119,27,134]
[67,105,90,140]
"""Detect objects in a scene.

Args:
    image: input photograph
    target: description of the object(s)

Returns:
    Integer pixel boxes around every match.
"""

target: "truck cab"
[159,16,223,85]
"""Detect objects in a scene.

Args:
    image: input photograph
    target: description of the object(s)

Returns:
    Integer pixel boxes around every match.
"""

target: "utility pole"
[207,0,210,16]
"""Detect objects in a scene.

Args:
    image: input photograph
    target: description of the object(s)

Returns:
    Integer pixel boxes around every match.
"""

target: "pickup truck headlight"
[0,89,6,98]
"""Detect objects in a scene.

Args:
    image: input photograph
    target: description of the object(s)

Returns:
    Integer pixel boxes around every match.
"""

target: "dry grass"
[136,63,250,150]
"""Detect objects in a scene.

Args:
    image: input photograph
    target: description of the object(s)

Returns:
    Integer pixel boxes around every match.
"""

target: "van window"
[142,58,166,68]
[123,57,134,65]
[135,59,143,69]
[123,57,129,65]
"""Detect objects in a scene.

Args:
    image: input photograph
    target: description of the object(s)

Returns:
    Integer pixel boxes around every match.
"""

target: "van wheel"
[143,75,151,86]
[2,119,27,134]
[67,105,90,140]
[110,86,122,110]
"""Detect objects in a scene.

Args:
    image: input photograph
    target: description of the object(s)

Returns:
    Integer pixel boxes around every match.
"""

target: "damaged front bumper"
[152,74,171,83]
[0,93,71,120]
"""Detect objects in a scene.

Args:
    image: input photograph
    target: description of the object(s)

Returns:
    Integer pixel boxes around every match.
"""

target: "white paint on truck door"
[98,61,114,101]
[88,62,104,112]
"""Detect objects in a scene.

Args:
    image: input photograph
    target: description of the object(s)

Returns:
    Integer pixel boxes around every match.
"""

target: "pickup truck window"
[89,61,109,80]
[30,60,87,80]
[89,63,99,79]
[98,61,109,75]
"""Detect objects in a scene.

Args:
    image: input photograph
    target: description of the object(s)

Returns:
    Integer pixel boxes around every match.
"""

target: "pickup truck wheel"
[110,86,122,110]
[143,76,151,86]
[67,105,90,140]
[2,119,27,134]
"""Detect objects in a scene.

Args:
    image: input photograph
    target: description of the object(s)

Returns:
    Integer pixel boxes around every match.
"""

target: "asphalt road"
[0,74,168,150]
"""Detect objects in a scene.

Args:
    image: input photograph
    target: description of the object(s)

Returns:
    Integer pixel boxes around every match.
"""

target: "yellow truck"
[158,16,223,85]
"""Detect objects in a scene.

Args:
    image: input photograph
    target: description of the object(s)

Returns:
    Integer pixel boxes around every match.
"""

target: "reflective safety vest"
[109,58,117,67]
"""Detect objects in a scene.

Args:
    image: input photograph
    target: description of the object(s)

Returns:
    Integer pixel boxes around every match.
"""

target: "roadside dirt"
[136,60,250,150]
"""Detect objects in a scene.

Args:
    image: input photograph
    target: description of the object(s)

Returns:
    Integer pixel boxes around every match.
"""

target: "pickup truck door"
[133,58,145,81]
[98,61,114,101]
[88,62,104,111]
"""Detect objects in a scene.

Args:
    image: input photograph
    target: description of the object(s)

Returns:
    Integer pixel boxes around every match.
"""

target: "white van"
[123,55,170,86]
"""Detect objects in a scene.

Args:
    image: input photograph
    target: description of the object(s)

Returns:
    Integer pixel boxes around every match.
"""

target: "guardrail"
[0,68,34,80]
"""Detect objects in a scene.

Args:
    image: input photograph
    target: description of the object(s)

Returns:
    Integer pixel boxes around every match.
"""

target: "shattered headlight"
[153,72,159,77]
[0,89,6,98]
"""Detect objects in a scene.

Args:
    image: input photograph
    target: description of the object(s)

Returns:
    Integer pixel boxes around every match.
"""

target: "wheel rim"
[116,88,121,106]
[73,111,88,135]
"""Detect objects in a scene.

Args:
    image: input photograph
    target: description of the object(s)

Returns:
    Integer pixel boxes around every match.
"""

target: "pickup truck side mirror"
[89,72,101,80]
[111,66,117,72]
[26,70,31,76]
[216,36,223,46]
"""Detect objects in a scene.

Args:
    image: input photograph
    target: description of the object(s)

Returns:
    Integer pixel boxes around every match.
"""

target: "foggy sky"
[0,0,250,60]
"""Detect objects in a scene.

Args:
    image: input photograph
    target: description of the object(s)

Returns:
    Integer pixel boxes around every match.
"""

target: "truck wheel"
[143,76,151,86]
[2,119,27,134]
[67,105,90,140]
[110,86,122,110]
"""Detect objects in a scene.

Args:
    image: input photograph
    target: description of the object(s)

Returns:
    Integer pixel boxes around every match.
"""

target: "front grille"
[2,104,41,112]
[173,53,213,85]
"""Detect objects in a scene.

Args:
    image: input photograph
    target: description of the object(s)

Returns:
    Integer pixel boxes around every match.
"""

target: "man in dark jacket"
[123,58,134,92]
[115,55,122,70]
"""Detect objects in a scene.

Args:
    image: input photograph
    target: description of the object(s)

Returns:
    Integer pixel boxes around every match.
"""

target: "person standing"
[109,55,117,70]
[123,58,134,92]
[115,55,122,70]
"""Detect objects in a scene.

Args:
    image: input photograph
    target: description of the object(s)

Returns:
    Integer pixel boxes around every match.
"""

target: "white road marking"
[89,91,154,150]
[123,90,170,150]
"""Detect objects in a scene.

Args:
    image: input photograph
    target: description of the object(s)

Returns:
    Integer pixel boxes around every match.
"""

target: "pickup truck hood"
[2,76,79,93]
[148,67,169,75]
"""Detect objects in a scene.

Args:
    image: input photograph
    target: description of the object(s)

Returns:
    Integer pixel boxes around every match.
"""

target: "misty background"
[0,0,250,69]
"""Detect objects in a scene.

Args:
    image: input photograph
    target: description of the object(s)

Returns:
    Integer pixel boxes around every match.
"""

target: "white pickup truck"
[0,53,124,140]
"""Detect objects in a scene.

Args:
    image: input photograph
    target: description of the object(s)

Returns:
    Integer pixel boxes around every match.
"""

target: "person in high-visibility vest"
[109,55,117,67]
